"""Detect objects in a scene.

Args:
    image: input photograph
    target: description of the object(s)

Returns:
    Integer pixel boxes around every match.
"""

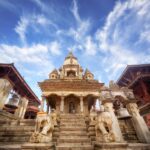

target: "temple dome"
[63,52,79,65]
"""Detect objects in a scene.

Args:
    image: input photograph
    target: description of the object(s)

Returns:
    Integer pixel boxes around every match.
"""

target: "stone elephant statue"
[95,111,115,142]
[30,112,54,143]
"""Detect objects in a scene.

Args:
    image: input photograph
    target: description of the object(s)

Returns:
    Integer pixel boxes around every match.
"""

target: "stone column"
[126,102,150,143]
[21,97,28,119]
[60,96,64,112]
[103,101,124,142]
[80,96,84,113]
[15,97,28,119]
[40,96,45,112]
[0,79,12,109]
[46,100,49,114]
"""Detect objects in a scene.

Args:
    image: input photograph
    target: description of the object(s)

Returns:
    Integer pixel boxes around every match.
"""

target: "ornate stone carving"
[95,106,115,142]
[100,91,112,101]
[126,103,140,117]
[50,109,57,125]
[30,112,55,143]
[89,107,97,123]
[109,80,120,90]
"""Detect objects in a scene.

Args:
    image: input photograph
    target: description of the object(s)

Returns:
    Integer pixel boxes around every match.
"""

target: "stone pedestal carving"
[30,112,55,143]
[95,106,115,142]
[126,102,150,143]
[103,102,124,142]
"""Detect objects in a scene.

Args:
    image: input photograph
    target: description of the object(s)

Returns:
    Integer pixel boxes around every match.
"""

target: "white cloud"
[71,0,81,23]
[0,42,61,65]
[48,41,61,55]
[84,36,97,56]
[95,0,150,80]
[0,0,16,12]
[15,17,29,44]
[15,14,53,44]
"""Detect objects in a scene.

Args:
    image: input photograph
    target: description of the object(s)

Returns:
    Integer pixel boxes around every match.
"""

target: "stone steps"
[60,126,87,131]
[0,126,35,131]
[56,144,93,150]
[0,119,35,144]
[0,132,32,137]
[60,130,88,136]
[0,144,21,150]
[21,143,54,150]
[58,137,91,143]
[60,123,86,126]
[0,136,29,142]
[56,114,93,149]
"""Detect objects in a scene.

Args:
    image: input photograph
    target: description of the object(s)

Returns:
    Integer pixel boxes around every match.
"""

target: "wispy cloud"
[15,14,56,44]
[71,0,81,23]
[0,0,16,12]
[95,0,150,80]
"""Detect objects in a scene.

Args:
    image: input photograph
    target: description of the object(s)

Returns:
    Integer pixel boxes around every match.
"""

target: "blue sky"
[0,0,150,99]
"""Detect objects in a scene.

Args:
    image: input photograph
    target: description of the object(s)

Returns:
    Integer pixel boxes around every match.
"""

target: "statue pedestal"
[21,143,54,150]
[94,142,128,150]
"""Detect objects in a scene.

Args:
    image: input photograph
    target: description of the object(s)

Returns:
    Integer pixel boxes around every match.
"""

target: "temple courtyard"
[0,52,150,150]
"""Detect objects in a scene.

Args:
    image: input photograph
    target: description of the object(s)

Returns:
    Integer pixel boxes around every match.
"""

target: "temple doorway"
[64,94,80,114]
[69,101,75,113]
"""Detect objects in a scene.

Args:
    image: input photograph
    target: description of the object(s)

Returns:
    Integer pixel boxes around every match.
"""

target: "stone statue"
[50,108,57,125]
[121,87,135,100]
[100,91,112,101]
[126,103,139,117]
[95,105,115,142]
[30,112,54,143]
[89,107,97,123]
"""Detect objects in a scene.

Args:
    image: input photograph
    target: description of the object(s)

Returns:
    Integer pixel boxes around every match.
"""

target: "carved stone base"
[21,143,54,150]
[30,132,52,143]
[94,142,128,150]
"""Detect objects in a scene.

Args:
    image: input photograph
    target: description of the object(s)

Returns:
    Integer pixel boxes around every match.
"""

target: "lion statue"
[95,105,115,142]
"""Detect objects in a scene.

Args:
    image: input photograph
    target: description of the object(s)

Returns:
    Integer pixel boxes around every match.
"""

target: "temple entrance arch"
[64,94,80,114]
[47,94,60,113]
[84,94,98,114]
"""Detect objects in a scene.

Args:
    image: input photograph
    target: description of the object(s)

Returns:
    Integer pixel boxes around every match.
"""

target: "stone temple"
[0,52,150,150]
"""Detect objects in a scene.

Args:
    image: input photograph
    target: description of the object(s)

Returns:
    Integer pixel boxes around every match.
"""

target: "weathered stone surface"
[56,114,93,150]
[21,143,54,150]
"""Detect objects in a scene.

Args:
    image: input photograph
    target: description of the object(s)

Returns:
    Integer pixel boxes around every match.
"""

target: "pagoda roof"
[0,63,40,105]
[116,64,150,87]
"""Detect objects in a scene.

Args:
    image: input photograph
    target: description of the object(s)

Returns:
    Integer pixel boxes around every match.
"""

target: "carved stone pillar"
[0,79,12,109]
[103,101,124,142]
[15,97,28,119]
[60,96,64,112]
[46,100,49,114]
[40,96,45,112]
[80,96,84,113]
[126,102,150,143]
